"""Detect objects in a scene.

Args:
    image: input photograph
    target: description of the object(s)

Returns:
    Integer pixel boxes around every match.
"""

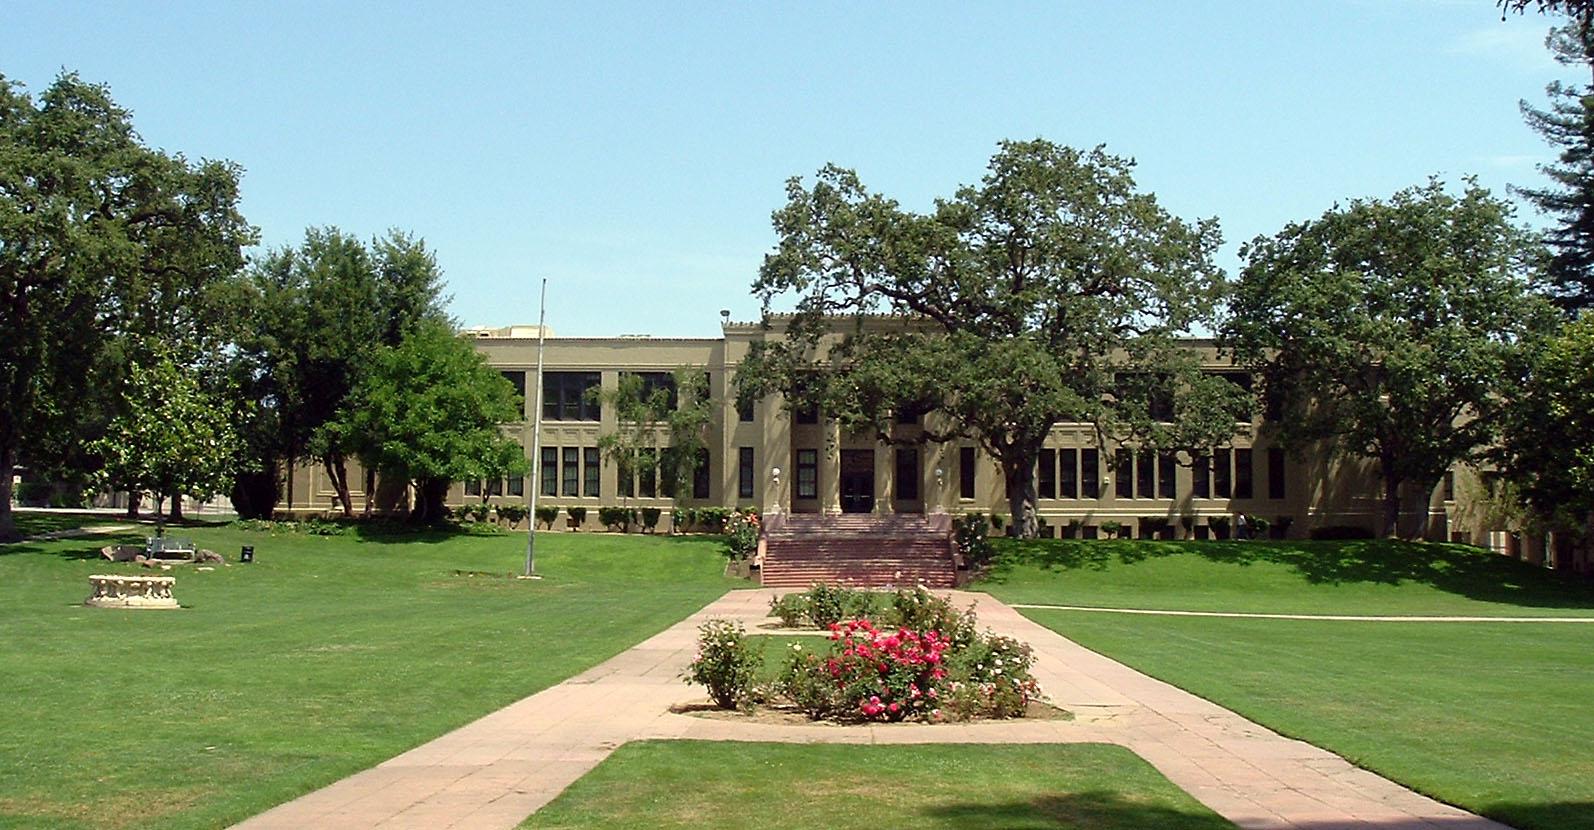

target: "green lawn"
[8,510,142,538]
[981,537,1594,615]
[978,538,1594,830]
[0,525,739,830]
[521,741,1235,829]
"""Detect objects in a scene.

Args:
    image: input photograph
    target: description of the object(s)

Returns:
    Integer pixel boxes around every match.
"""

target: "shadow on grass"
[0,532,147,560]
[982,538,1594,611]
[1484,801,1594,830]
[922,791,1232,829]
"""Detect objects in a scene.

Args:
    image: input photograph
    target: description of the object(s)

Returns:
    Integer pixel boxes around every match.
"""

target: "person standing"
[1235,512,1250,541]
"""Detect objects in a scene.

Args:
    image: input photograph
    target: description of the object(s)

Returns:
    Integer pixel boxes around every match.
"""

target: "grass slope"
[522,741,1235,829]
[976,538,1594,830]
[981,537,1594,615]
[0,525,738,830]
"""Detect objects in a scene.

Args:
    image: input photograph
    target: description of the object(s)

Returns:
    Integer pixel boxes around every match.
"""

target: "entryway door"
[839,450,874,513]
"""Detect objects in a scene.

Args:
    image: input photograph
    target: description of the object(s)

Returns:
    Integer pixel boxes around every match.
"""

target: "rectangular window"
[1444,470,1455,501]
[1267,448,1286,500]
[1037,448,1056,499]
[1216,371,1255,422]
[959,446,976,499]
[736,394,754,422]
[620,451,635,499]
[562,447,579,496]
[896,447,920,500]
[486,477,502,497]
[796,449,818,499]
[541,447,558,497]
[507,475,524,497]
[1137,451,1155,499]
[584,447,600,497]
[465,479,481,497]
[795,402,819,424]
[895,400,927,425]
[692,449,711,500]
[1081,449,1099,499]
[639,451,657,498]
[1235,448,1254,499]
[635,372,678,411]
[1159,452,1176,499]
[1059,448,1078,499]
[1116,448,1134,499]
[1214,448,1232,498]
[738,447,755,499]
[500,371,526,417]
[1192,454,1211,499]
[542,372,600,421]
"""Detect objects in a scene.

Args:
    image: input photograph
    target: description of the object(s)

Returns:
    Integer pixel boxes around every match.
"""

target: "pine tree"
[1517,12,1594,311]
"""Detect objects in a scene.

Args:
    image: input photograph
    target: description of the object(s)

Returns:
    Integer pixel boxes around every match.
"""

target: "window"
[465,479,481,497]
[1137,451,1155,499]
[1060,448,1078,499]
[796,449,818,499]
[959,446,976,499]
[738,447,755,499]
[633,372,679,411]
[1235,448,1254,499]
[1192,454,1211,499]
[500,371,526,417]
[896,400,929,425]
[1037,448,1056,499]
[1081,449,1099,499]
[1213,448,1232,498]
[620,451,635,498]
[584,448,600,497]
[1267,448,1286,500]
[486,477,502,497]
[1443,470,1455,501]
[896,447,920,500]
[692,448,711,499]
[1214,371,1255,421]
[507,475,524,497]
[562,447,579,496]
[1159,452,1176,499]
[639,451,657,498]
[736,394,754,422]
[541,447,557,497]
[543,372,600,421]
[1116,449,1134,499]
[795,402,819,424]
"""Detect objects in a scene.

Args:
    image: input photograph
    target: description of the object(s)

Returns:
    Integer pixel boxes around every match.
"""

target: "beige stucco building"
[283,316,1479,543]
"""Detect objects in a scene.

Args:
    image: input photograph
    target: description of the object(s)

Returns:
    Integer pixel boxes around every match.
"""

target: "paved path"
[232,589,1512,830]
[20,523,137,542]
[1012,602,1594,623]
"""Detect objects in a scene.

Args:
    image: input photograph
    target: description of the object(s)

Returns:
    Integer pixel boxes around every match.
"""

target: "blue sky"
[7,1,1577,336]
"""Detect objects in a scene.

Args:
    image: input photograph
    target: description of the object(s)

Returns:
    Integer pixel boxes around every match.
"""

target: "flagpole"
[524,278,548,578]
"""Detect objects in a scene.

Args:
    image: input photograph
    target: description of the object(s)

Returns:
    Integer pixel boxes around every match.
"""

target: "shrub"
[1311,524,1375,540]
[1065,519,1082,539]
[534,506,559,529]
[953,512,994,567]
[942,632,1041,720]
[682,619,762,710]
[1208,516,1231,539]
[497,504,528,529]
[769,593,806,628]
[723,509,760,560]
[597,506,633,531]
[880,586,977,650]
[641,507,662,532]
[697,507,732,533]
[674,507,698,531]
[1250,516,1271,537]
[779,647,845,719]
[819,619,949,722]
[467,503,492,523]
[990,514,1007,534]
[1179,515,1195,535]
[302,517,349,536]
[1274,515,1295,539]
[566,506,587,528]
[803,582,873,629]
[1099,520,1124,539]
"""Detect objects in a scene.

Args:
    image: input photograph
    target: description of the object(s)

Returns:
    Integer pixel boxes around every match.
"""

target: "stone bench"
[85,574,179,609]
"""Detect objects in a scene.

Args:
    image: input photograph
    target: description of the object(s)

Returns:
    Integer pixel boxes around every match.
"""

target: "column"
[820,421,841,514]
[762,391,791,514]
[873,444,894,514]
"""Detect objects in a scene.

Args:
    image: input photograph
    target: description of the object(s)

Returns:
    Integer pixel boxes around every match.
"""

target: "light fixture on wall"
[769,466,782,514]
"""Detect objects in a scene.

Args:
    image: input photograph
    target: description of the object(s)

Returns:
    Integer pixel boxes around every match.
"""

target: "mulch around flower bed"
[671,699,1072,726]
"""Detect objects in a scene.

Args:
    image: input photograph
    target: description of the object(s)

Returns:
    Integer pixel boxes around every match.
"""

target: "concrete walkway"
[232,589,1512,830]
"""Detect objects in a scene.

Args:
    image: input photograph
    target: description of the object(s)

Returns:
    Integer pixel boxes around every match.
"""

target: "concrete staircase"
[758,513,958,588]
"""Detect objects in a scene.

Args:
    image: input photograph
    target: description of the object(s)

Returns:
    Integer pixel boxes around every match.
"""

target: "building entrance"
[839,450,874,513]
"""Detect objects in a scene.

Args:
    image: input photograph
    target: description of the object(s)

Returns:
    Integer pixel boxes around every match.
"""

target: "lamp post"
[933,467,945,514]
[769,466,781,515]
[523,279,548,579]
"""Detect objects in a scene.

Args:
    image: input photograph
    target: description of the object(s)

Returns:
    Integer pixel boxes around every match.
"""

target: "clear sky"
[6,1,1578,336]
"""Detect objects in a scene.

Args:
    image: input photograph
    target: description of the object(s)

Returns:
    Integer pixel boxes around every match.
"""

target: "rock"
[195,549,224,564]
[197,566,215,572]
[100,545,142,562]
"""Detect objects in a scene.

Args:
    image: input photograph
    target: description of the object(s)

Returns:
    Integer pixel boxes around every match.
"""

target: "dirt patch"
[672,698,1072,725]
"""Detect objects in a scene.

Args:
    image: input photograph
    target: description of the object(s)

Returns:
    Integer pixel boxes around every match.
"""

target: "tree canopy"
[326,321,523,524]
[1226,179,1554,538]
[0,71,254,540]
[739,139,1248,537]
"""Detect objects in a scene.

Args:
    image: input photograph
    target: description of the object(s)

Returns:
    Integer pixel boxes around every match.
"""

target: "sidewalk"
[232,589,1511,830]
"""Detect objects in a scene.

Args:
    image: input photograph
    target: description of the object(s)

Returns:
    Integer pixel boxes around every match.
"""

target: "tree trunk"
[999,452,1039,539]
[0,446,18,542]
[363,466,376,519]
[323,454,353,518]
[1380,460,1403,539]
[125,492,142,519]
[410,477,450,524]
[168,493,184,522]
[1552,530,1576,572]
[153,494,167,537]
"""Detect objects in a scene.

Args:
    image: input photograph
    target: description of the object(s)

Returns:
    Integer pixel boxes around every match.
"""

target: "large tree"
[1226,180,1555,538]
[740,140,1247,537]
[0,72,253,541]
[90,347,244,526]
[325,321,523,524]
[592,368,713,522]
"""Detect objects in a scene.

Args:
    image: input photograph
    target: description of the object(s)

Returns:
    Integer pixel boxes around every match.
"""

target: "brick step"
[761,572,956,588]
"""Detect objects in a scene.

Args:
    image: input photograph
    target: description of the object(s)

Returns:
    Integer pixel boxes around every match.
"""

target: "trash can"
[240,546,254,563]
